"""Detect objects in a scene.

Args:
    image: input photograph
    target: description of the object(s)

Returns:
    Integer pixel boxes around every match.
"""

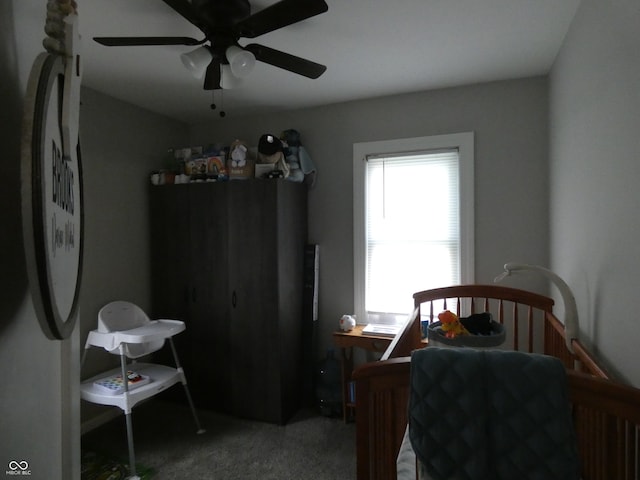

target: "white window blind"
[353,132,474,325]
[365,150,460,318]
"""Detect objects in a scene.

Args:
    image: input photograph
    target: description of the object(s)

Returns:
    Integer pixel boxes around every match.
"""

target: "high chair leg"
[125,411,139,480]
[120,354,139,479]
[168,338,206,434]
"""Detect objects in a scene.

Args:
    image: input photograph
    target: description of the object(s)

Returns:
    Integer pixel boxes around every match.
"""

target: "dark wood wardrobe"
[149,179,307,424]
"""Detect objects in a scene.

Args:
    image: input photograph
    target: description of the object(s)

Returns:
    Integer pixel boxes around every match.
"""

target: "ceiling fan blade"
[236,0,328,39]
[161,0,209,33]
[246,44,326,79]
[203,60,221,90]
[94,36,203,47]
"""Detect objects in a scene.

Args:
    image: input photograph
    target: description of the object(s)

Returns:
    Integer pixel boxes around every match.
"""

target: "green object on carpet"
[81,451,154,480]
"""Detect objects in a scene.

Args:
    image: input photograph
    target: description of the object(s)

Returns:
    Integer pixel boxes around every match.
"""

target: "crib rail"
[354,358,411,480]
[413,285,608,378]
[414,285,553,354]
[568,371,640,480]
[353,284,627,480]
[545,311,610,378]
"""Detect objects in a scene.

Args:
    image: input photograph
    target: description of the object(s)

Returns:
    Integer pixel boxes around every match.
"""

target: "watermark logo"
[6,461,31,476]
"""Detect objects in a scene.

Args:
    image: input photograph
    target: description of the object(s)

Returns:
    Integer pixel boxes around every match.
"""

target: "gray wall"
[1,2,79,478]
[190,76,550,358]
[78,88,188,424]
[549,0,640,386]
[2,1,188,476]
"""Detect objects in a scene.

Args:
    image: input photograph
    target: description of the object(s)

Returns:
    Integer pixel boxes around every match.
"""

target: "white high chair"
[80,301,205,480]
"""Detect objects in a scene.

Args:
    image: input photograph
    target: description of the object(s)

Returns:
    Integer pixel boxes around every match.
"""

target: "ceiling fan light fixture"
[95,0,329,92]
[226,45,256,78]
[180,46,212,79]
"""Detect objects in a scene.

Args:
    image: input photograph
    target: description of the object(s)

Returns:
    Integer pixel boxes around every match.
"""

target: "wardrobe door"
[227,180,281,422]
[187,183,232,409]
[273,182,307,421]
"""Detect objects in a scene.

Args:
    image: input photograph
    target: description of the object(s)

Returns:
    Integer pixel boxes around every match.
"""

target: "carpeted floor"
[81,450,154,480]
[82,399,356,480]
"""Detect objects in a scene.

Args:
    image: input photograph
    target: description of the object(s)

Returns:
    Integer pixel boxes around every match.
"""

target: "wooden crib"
[352,284,640,480]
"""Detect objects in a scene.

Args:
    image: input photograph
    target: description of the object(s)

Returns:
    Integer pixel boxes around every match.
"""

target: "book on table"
[362,323,401,337]
[93,370,151,395]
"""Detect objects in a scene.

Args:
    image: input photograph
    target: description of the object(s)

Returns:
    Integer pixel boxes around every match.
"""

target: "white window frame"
[353,132,475,324]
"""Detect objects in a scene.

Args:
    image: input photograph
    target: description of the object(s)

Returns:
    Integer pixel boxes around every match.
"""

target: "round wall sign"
[21,52,84,340]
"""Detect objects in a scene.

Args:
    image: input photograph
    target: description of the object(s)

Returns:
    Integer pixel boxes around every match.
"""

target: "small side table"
[332,325,392,422]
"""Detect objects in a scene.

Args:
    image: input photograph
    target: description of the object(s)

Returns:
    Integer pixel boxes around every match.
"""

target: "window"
[353,133,474,324]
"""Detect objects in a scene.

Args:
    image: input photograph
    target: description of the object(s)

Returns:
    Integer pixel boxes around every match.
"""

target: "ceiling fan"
[94,0,328,90]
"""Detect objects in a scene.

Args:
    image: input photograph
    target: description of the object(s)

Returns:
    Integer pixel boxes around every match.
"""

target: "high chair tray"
[86,319,185,351]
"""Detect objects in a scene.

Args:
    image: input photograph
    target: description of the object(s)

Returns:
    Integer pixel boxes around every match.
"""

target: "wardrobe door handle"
[192,287,197,303]
[232,291,237,308]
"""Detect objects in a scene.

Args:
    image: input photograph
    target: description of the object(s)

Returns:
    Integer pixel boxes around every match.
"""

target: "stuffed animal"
[227,139,254,179]
[230,140,248,168]
[339,315,356,332]
[257,134,290,178]
[280,129,317,186]
[437,310,470,338]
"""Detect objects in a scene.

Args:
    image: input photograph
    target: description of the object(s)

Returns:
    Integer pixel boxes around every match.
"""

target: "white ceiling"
[77,0,581,124]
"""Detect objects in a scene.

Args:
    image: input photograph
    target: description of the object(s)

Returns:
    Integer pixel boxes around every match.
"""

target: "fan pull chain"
[219,89,226,117]
[210,90,226,118]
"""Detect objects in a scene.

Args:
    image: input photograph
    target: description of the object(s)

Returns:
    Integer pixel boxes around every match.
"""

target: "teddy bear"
[230,140,248,168]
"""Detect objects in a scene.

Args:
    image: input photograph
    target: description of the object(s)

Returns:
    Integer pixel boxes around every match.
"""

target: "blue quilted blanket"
[408,348,580,480]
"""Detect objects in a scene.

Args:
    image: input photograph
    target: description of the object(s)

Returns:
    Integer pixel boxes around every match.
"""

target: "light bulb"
[180,46,212,79]
[226,45,256,78]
